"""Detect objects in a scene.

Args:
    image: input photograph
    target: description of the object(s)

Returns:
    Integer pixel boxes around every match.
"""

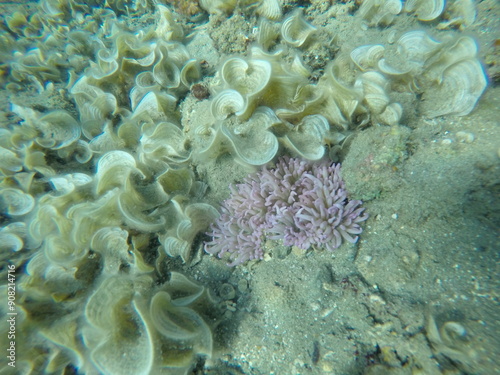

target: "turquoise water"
[0,0,499,374]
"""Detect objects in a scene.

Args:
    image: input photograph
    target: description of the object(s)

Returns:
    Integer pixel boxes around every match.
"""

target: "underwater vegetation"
[205,156,368,266]
[426,313,482,373]
[0,0,492,373]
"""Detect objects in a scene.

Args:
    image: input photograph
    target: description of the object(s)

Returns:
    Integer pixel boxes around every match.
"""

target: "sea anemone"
[204,156,368,266]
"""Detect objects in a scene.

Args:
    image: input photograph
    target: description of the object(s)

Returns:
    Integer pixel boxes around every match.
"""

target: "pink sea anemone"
[205,157,368,266]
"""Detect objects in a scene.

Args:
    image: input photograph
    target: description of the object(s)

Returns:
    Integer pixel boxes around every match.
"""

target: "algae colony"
[0,0,499,374]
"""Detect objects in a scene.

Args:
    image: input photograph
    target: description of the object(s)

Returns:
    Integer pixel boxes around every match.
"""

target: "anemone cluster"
[205,157,368,266]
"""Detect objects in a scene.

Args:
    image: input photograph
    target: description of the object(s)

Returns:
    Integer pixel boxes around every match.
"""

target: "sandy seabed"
[0,0,499,374]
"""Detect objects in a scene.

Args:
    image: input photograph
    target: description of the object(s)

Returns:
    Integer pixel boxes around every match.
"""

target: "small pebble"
[441,138,453,145]
[191,83,210,100]
[237,278,248,293]
[219,283,236,300]
[456,131,474,143]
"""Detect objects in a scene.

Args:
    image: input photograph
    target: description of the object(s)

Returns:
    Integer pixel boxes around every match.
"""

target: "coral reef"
[186,21,486,166]
[205,157,368,266]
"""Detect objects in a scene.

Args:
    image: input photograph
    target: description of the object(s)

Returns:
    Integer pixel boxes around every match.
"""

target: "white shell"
[153,46,181,88]
[135,71,159,91]
[221,106,280,165]
[156,5,184,41]
[365,93,390,114]
[95,150,138,194]
[397,30,441,66]
[0,146,22,173]
[74,140,93,164]
[131,91,176,122]
[0,230,23,252]
[221,57,272,97]
[199,0,237,14]
[90,227,130,273]
[257,0,282,20]
[88,48,119,82]
[84,276,154,375]
[44,235,87,267]
[163,202,220,262]
[424,36,479,84]
[210,89,246,120]
[351,44,385,71]
[49,173,92,196]
[117,183,167,233]
[289,52,311,78]
[420,59,487,118]
[180,59,201,87]
[0,188,35,216]
[281,9,317,47]
[0,222,26,252]
[404,0,445,21]
[377,58,413,77]
[437,0,477,29]
[377,102,403,125]
[36,110,81,150]
[150,290,210,345]
[318,63,362,128]
[355,71,389,94]
[358,0,403,26]
[355,72,390,114]
[283,114,329,160]
[138,121,191,169]
[122,49,156,69]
